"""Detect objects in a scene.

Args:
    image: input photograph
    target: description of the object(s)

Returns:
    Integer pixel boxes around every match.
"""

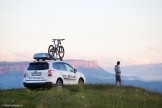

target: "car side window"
[53,63,59,70]
[64,64,74,72]
[53,62,66,71]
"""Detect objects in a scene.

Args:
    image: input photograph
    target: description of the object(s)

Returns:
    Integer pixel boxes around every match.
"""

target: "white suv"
[23,53,85,88]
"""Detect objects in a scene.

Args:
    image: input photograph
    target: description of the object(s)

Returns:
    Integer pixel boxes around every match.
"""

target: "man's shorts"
[115,75,121,82]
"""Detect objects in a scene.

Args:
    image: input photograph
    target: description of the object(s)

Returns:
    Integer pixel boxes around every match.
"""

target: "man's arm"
[117,66,121,74]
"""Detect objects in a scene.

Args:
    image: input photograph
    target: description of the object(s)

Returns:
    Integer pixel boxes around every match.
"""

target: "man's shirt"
[114,65,121,75]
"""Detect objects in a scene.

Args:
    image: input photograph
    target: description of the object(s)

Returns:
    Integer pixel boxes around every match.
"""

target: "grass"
[0,84,162,108]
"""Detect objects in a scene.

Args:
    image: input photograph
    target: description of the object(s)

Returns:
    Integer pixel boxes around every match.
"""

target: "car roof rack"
[33,53,54,61]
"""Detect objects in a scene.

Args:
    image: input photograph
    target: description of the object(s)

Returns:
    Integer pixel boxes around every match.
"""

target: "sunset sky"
[0,0,162,68]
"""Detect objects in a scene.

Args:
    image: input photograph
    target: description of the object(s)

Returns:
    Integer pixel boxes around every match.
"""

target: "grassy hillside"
[0,85,162,108]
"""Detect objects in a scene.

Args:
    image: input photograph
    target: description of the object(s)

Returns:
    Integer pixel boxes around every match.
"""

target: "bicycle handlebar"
[52,39,65,41]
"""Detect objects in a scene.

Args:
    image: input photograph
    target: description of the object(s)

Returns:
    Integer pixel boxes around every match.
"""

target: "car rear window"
[27,62,49,70]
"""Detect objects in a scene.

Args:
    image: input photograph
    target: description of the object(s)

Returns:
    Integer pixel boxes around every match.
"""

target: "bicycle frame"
[52,39,65,48]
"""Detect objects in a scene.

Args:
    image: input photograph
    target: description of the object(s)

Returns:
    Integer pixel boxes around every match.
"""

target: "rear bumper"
[23,82,53,88]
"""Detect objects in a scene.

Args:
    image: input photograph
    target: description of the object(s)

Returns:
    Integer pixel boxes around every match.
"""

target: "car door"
[53,62,69,85]
[64,63,77,85]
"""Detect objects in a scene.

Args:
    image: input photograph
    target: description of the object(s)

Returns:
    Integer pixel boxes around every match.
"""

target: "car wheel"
[56,79,63,87]
[78,78,84,85]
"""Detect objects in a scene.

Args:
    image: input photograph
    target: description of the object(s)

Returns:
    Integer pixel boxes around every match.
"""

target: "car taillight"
[48,70,54,76]
[24,70,26,77]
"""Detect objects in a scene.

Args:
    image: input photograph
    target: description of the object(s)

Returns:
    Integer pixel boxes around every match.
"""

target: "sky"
[0,0,162,68]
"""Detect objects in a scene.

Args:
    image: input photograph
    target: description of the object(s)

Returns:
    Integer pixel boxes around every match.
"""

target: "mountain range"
[122,63,162,81]
[0,60,162,93]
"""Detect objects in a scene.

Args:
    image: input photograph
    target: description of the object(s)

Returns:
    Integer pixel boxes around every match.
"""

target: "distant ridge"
[66,60,99,68]
[0,62,29,73]
[0,60,100,74]
[122,63,162,81]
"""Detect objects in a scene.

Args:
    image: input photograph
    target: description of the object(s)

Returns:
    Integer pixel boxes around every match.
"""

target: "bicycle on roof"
[48,39,65,60]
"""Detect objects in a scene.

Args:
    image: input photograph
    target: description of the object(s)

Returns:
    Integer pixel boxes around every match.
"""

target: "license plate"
[31,71,42,76]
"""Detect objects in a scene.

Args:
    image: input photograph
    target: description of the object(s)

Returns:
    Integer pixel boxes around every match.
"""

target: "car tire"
[78,78,84,85]
[56,79,63,87]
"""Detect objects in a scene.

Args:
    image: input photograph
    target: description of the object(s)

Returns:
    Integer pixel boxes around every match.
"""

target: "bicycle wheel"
[48,45,54,58]
[53,47,58,60]
[58,46,65,59]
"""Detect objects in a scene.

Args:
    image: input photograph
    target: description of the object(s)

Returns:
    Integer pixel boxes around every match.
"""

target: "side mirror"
[74,69,77,73]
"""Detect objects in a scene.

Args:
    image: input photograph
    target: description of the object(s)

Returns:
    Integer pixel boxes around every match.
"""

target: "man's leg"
[119,75,121,86]
[119,81,121,86]
[115,75,118,86]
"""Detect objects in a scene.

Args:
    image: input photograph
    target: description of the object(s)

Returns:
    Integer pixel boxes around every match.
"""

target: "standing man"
[114,61,121,86]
